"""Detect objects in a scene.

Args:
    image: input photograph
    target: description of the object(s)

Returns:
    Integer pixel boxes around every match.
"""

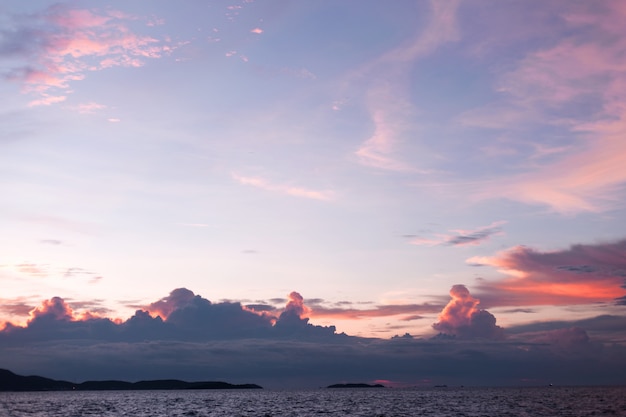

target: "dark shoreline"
[0,369,262,392]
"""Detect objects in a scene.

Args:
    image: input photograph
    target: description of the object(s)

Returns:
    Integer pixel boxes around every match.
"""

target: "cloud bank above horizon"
[2,0,626,389]
[1,284,625,388]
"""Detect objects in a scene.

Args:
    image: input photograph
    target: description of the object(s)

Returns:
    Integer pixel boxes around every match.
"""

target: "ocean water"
[0,386,625,417]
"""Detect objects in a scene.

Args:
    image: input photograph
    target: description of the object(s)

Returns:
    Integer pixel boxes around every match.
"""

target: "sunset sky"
[1,0,626,388]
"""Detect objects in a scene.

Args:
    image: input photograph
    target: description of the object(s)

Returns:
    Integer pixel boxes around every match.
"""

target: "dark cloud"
[1,288,625,388]
[1,289,340,344]
[40,239,62,245]
[1,333,624,389]
[501,308,535,314]
[507,315,626,344]
[410,222,505,247]
[147,288,197,318]
[0,301,34,317]
[524,327,598,353]
[469,239,626,308]
[244,304,276,312]
[309,303,441,320]
[400,315,424,321]
[446,224,503,246]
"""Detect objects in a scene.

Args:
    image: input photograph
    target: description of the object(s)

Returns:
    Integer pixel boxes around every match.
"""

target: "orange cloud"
[434,285,478,330]
[464,1,626,213]
[24,297,108,325]
[284,291,310,318]
[432,285,503,339]
[469,239,626,307]
[28,297,75,323]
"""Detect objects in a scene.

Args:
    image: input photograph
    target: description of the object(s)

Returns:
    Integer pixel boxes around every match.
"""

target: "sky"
[1,0,626,389]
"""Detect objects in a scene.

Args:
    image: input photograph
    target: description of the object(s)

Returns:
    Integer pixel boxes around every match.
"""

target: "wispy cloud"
[232,173,334,201]
[1,5,178,104]
[307,302,441,321]
[468,239,626,307]
[354,0,460,172]
[71,102,107,114]
[10,262,102,283]
[461,1,626,213]
[40,239,63,246]
[409,221,505,247]
[16,263,49,277]
[27,94,67,107]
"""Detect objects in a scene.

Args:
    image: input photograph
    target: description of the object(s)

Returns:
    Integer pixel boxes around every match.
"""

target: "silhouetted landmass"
[327,383,385,388]
[0,369,262,391]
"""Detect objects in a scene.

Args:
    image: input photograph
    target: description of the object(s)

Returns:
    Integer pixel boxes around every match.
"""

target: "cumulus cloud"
[468,239,626,307]
[146,288,197,319]
[1,288,344,343]
[432,285,503,339]
[283,291,308,317]
[28,297,74,322]
[1,287,625,388]
[273,292,337,338]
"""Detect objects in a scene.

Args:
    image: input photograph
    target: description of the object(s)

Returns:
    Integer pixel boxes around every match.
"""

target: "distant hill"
[0,369,262,391]
[327,383,385,388]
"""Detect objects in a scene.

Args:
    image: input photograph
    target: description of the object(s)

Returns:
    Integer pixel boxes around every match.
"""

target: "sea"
[0,386,625,417]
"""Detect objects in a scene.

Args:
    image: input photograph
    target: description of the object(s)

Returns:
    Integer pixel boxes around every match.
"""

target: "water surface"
[1,386,625,416]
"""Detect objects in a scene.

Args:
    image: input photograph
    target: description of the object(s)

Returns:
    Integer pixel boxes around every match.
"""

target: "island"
[327,383,385,388]
[0,369,262,391]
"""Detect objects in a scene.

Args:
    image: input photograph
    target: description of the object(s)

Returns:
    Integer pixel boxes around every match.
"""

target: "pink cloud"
[284,291,310,318]
[28,94,67,107]
[72,102,106,114]
[250,28,263,34]
[6,5,177,104]
[465,1,626,213]
[232,173,334,201]
[16,263,49,277]
[28,297,75,323]
[468,239,626,307]
[432,285,503,339]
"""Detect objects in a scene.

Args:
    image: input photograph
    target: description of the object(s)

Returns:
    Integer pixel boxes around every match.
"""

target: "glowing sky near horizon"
[2,0,626,340]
